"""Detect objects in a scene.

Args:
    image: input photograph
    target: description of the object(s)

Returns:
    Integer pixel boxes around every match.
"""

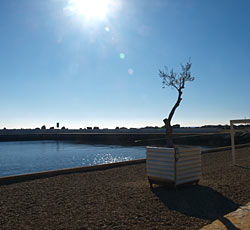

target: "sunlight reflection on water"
[93,152,133,165]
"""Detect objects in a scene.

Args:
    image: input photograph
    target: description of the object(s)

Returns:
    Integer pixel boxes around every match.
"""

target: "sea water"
[0,140,146,177]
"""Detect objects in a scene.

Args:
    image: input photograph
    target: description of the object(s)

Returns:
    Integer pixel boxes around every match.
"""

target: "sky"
[0,0,250,129]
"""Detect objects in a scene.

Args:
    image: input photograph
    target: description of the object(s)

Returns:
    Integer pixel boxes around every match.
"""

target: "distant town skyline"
[0,122,245,130]
[1,0,250,129]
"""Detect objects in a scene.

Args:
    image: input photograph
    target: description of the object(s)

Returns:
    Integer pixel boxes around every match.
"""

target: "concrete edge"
[1,142,250,186]
[201,142,250,154]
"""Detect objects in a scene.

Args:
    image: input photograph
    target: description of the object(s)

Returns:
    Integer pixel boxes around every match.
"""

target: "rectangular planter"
[146,146,201,187]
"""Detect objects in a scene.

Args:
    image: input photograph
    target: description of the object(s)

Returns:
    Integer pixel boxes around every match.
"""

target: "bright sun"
[67,0,111,20]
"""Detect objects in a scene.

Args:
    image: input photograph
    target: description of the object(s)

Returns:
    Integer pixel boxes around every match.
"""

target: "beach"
[0,147,250,229]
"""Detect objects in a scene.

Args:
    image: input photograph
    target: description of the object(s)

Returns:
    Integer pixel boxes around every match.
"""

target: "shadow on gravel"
[152,185,239,221]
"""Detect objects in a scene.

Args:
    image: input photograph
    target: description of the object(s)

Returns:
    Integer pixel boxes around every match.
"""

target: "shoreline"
[0,159,146,186]
[1,142,250,185]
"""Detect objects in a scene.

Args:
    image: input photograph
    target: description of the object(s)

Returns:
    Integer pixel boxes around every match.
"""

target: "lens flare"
[119,53,125,59]
[105,26,110,32]
[128,68,134,75]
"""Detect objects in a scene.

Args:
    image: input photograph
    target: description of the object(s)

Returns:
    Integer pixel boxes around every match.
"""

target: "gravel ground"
[0,147,250,230]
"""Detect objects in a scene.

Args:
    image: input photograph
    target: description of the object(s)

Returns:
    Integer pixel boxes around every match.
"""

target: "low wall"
[0,132,235,146]
[0,133,165,146]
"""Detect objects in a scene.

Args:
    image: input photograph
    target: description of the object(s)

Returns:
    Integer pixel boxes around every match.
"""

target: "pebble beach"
[0,147,250,229]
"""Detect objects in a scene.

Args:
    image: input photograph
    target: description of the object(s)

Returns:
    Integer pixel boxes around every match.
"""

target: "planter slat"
[178,155,201,162]
[147,153,175,159]
[147,156,175,162]
[176,175,201,185]
[177,159,201,167]
[147,169,175,177]
[147,147,175,152]
[147,160,175,167]
[178,148,201,153]
[177,168,201,175]
[177,171,202,180]
[178,151,201,157]
[176,162,201,171]
[147,172,174,180]
[147,164,175,171]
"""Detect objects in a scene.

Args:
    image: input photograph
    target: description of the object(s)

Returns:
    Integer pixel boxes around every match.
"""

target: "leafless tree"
[159,60,195,147]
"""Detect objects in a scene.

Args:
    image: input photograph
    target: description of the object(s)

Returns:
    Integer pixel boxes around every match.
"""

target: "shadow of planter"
[152,185,239,221]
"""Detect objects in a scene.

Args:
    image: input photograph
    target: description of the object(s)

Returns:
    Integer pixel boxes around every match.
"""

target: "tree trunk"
[164,118,174,147]
[164,89,183,148]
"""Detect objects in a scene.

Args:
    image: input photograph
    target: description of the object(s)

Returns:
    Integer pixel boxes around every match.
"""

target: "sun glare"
[67,0,111,20]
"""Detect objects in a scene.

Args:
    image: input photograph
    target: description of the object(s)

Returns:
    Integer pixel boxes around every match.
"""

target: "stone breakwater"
[1,131,248,147]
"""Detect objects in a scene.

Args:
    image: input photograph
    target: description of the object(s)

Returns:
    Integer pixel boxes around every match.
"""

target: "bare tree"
[159,60,195,147]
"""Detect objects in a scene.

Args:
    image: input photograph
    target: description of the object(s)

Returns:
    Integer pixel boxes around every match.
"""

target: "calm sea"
[0,140,146,177]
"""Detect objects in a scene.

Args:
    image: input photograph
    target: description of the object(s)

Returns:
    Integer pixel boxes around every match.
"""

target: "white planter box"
[146,146,201,187]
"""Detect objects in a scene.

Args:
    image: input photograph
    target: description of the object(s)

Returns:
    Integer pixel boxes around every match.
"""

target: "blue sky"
[1,0,250,129]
